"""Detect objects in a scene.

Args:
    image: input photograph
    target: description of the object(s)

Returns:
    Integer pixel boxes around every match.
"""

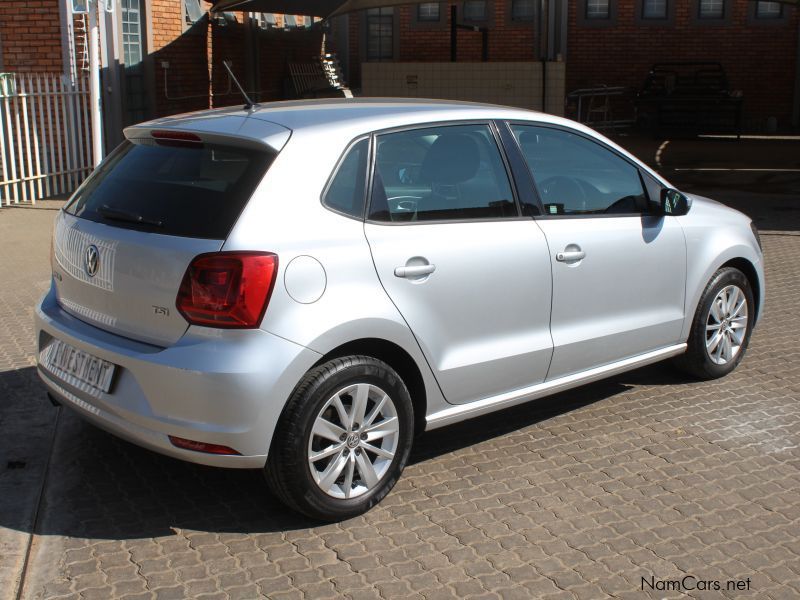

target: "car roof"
[133,98,573,140]
[127,98,669,187]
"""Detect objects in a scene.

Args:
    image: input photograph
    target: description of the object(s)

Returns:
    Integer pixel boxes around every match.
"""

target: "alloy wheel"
[706,284,748,365]
[307,383,399,499]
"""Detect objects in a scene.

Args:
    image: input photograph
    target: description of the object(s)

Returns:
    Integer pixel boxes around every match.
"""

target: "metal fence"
[0,72,94,206]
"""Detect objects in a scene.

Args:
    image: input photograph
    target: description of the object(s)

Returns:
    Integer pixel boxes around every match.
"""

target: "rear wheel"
[265,356,414,521]
[674,267,754,379]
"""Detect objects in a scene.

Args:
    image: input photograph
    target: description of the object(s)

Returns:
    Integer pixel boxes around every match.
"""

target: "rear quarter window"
[65,138,274,239]
[322,138,369,219]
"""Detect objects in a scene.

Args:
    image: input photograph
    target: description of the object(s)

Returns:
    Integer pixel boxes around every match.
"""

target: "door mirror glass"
[660,188,689,216]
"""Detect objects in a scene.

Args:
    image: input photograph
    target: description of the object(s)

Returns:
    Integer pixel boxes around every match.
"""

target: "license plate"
[41,339,116,393]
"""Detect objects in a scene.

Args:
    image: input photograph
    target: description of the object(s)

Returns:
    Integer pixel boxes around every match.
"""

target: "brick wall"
[0,0,63,72]
[341,0,798,128]
[254,27,323,100]
[150,0,213,116]
[149,1,323,118]
[567,0,799,129]
[339,1,539,88]
[399,3,537,62]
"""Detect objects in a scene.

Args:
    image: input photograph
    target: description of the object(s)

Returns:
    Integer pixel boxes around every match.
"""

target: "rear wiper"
[99,205,163,228]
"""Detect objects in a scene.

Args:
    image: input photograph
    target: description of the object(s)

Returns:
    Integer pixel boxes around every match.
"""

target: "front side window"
[698,0,724,18]
[642,0,668,19]
[510,124,647,215]
[323,138,369,218]
[418,2,441,21]
[366,8,394,60]
[755,1,782,18]
[586,0,610,19]
[511,0,535,20]
[369,124,517,222]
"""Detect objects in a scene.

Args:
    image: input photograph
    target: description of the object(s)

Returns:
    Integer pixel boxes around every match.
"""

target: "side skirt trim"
[425,344,687,429]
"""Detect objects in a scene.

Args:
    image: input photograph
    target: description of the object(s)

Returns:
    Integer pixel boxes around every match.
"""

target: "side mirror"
[659,188,690,216]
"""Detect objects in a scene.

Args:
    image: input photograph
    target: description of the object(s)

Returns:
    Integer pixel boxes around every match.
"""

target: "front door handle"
[394,264,436,278]
[556,249,586,262]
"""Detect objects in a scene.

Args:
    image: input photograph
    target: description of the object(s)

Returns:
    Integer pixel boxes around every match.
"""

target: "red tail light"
[176,252,278,328]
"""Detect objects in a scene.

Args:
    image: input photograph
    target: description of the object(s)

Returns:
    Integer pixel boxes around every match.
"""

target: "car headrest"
[420,133,480,184]
[518,131,539,146]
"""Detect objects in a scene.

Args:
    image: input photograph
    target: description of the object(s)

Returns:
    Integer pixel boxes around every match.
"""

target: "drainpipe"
[793,20,800,128]
[451,5,457,62]
[539,0,548,111]
[88,1,103,165]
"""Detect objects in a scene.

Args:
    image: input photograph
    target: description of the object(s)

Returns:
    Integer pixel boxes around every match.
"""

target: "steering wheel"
[538,176,587,211]
[603,195,639,214]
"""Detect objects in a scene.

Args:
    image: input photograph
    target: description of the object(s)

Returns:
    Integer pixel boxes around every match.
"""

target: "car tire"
[265,355,414,521]
[674,267,755,380]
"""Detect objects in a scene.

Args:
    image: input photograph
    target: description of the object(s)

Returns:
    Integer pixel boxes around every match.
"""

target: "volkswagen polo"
[35,99,764,520]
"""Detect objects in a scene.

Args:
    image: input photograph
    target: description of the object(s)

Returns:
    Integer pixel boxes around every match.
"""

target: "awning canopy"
[210,0,434,19]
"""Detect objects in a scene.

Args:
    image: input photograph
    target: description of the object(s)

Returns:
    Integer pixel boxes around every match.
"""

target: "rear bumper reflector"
[168,435,241,455]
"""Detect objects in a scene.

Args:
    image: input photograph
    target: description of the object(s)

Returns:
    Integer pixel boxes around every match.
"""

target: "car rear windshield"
[64,138,274,239]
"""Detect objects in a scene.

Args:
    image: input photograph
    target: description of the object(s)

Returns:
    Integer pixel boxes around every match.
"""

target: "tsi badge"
[84,244,100,277]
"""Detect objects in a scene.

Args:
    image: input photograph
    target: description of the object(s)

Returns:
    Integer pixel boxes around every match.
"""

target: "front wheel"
[265,356,414,521]
[674,267,755,380]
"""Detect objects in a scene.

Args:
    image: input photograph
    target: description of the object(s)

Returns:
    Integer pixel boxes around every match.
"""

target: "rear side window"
[368,124,517,222]
[322,138,369,219]
[65,139,274,239]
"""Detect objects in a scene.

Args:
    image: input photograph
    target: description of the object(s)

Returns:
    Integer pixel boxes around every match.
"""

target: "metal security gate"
[0,72,94,206]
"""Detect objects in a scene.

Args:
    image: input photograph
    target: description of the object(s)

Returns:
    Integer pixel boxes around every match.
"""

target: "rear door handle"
[556,250,586,262]
[394,264,436,278]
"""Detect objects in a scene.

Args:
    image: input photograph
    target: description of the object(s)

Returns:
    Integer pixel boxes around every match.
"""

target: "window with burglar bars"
[511,0,535,20]
[698,0,724,18]
[586,0,610,19]
[121,0,146,125]
[463,1,488,20]
[417,3,440,21]
[184,0,203,26]
[366,8,394,60]
[755,0,782,18]
[642,0,668,18]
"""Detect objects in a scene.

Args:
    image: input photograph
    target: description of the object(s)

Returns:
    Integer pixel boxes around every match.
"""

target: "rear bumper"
[35,285,321,468]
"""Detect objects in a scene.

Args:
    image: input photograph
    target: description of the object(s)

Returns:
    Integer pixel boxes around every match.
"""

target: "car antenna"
[223,60,257,111]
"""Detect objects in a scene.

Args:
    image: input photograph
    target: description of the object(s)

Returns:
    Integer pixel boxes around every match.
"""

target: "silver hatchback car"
[35,99,764,520]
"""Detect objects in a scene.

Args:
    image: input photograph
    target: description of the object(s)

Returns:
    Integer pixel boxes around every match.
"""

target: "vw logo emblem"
[85,244,100,277]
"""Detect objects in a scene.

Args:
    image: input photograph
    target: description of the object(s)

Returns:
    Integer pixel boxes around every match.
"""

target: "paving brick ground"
[1,169,799,599]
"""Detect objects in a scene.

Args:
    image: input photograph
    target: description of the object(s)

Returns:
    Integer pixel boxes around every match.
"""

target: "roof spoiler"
[124,113,291,153]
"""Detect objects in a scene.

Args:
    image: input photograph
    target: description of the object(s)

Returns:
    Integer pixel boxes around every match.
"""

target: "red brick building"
[1,0,798,137]
[0,1,323,149]
[0,0,65,73]
[332,0,800,130]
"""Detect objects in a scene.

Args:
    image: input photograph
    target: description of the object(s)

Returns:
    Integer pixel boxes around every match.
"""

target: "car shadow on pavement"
[0,362,687,539]
[410,363,687,463]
